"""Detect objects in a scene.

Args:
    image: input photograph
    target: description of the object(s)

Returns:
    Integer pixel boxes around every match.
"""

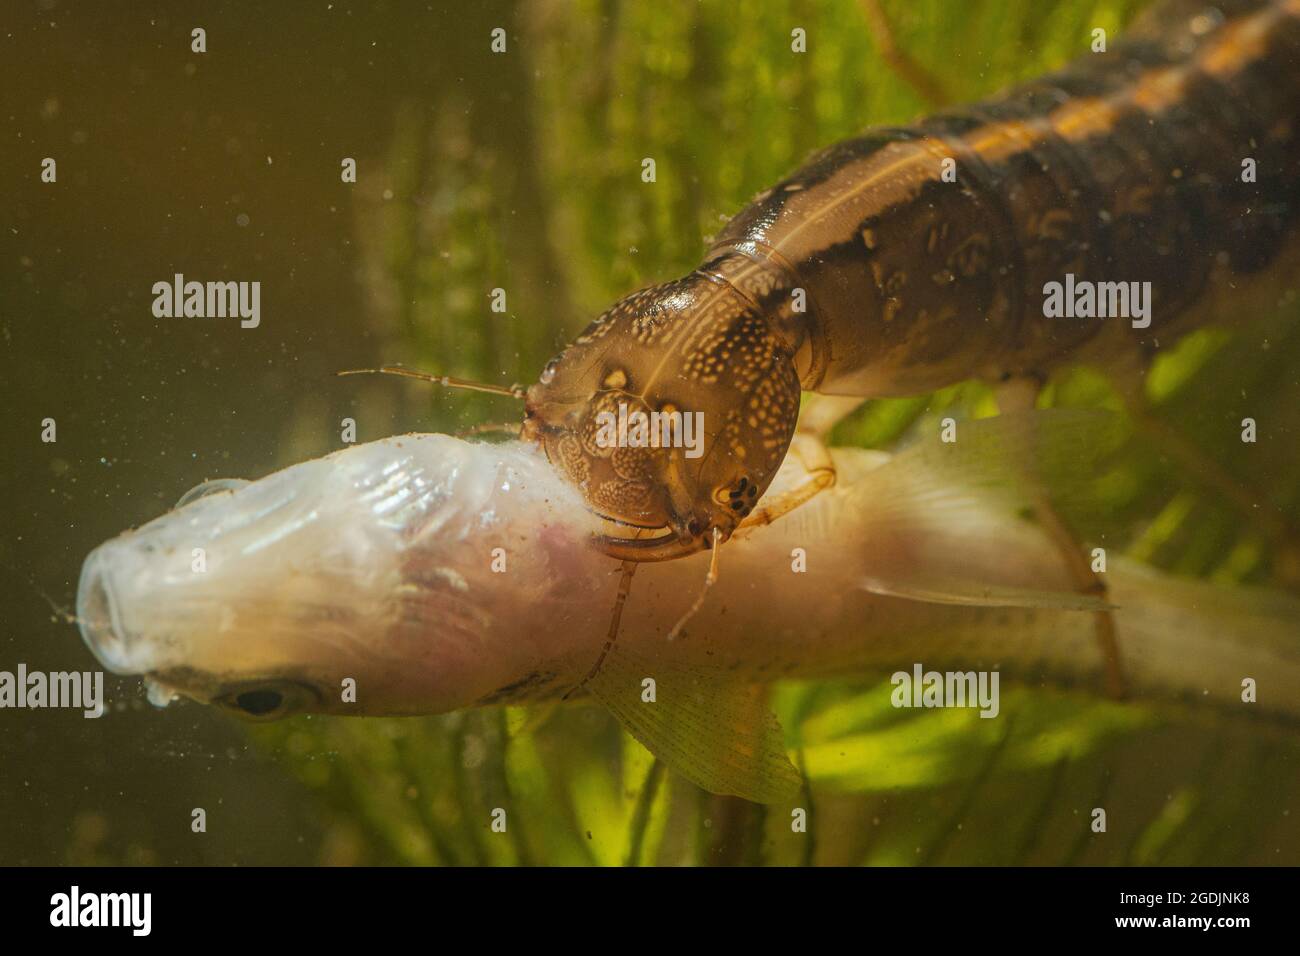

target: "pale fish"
[75,411,1300,803]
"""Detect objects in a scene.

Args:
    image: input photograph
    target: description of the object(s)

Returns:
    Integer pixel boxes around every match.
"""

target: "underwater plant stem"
[624,759,665,866]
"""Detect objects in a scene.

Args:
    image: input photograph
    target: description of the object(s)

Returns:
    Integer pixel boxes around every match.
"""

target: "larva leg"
[1108,365,1300,588]
[565,560,639,698]
[995,378,1126,699]
[732,431,837,539]
[666,410,844,638]
[672,418,841,638]
[797,394,868,439]
[858,0,950,108]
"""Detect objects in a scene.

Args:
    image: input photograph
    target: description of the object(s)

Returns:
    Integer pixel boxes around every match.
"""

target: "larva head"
[522,273,801,557]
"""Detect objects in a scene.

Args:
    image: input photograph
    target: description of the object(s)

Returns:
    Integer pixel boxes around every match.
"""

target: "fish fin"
[585,642,802,805]
[841,409,1127,609]
[862,407,1128,520]
[859,577,1112,611]
[1106,555,1300,716]
[175,477,250,509]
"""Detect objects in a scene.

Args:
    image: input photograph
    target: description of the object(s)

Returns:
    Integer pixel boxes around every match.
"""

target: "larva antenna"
[337,365,527,400]
[3,561,82,628]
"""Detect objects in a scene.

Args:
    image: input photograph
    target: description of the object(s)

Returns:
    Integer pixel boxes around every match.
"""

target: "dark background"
[0,0,555,865]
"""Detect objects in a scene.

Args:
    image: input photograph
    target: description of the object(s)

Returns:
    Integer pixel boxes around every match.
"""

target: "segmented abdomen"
[708,0,1300,397]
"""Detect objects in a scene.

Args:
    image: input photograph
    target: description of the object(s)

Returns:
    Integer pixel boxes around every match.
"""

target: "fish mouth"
[76,546,137,674]
[71,434,597,719]
[76,545,325,714]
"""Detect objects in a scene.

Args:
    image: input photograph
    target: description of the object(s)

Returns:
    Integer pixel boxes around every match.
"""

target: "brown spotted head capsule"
[522,271,801,560]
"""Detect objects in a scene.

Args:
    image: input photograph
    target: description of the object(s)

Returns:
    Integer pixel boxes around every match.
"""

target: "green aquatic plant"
[249,0,1300,865]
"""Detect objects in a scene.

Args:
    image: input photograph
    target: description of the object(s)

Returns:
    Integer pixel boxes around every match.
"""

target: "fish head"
[76,435,605,720]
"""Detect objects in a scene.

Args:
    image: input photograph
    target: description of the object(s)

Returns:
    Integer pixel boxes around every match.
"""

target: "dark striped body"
[524,0,1300,555]
[705,0,1300,396]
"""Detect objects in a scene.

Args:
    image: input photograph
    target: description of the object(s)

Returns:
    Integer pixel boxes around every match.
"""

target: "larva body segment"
[525,0,1300,557]
[715,0,1300,394]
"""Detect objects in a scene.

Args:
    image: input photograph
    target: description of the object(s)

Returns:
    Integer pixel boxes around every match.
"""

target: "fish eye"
[217,681,319,721]
[235,689,284,716]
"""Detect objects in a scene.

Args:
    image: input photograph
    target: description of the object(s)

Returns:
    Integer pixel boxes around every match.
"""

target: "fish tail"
[1106,557,1300,721]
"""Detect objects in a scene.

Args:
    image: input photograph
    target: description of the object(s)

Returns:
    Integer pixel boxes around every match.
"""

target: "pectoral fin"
[859,576,1113,611]
[845,409,1127,611]
[585,642,802,805]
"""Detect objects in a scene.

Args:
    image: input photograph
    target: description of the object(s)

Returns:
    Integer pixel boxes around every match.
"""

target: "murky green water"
[3,0,1298,865]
